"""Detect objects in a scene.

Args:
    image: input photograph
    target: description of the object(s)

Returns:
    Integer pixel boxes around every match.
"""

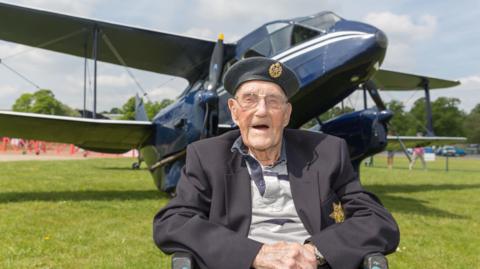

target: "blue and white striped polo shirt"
[231,136,310,244]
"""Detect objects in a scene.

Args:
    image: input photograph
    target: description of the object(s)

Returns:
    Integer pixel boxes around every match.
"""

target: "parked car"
[424,147,434,154]
[436,146,465,157]
[455,147,466,156]
[436,146,456,156]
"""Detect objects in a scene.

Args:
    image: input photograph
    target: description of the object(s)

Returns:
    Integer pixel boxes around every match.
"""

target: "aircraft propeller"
[200,33,225,138]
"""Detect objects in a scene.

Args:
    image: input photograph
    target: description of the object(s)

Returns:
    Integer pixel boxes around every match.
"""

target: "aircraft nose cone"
[379,109,393,123]
[375,30,388,49]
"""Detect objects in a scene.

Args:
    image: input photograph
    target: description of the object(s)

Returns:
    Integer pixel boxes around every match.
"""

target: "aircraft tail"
[135,94,149,121]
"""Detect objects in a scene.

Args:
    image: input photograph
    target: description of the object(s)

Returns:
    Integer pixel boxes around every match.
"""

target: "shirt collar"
[231,135,287,165]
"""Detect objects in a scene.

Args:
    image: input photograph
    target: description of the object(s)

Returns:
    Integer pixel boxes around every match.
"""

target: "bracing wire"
[2,29,87,60]
[0,28,87,97]
[0,60,40,89]
[101,32,151,102]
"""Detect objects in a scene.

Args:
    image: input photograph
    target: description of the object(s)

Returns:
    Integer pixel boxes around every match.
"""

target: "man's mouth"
[252,124,270,130]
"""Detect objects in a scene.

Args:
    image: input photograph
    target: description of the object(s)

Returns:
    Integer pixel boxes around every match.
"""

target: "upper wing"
[0,111,152,153]
[0,2,235,83]
[386,136,466,151]
[373,69,460,90]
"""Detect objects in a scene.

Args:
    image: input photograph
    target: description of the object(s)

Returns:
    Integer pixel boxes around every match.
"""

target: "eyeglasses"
[234,92,287,110]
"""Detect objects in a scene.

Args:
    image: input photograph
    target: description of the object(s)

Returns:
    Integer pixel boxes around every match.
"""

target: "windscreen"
[247,23,320,57]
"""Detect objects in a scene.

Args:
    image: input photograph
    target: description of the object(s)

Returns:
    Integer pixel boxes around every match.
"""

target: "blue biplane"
[0,3,464,193]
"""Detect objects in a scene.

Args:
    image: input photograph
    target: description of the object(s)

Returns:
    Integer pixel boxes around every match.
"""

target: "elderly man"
[153,57,399,269]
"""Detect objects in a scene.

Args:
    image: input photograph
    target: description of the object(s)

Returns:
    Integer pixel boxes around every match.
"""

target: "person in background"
[409,147,426,170]
[387,150,394,169]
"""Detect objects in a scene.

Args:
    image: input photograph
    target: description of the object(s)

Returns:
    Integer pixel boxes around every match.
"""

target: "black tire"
[131,162,140,170]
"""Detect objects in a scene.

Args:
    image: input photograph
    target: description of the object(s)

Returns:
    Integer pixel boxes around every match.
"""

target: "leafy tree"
[464,104,480,143]
[109,107,121,114]
[301,105,354,129]
[408,97,466,136]
[319,106,355,122]
[120,96,174,121]
[146,99,174,120]
[12,89,79,116]
[12,93,33,112]
[386,100,412,135]
[121,97,136,120]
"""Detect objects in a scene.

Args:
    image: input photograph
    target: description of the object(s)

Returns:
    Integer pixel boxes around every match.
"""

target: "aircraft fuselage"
[141,12,389,192]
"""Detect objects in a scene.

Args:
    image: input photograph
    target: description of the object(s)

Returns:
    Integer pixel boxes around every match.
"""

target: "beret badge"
[268,62,283,78]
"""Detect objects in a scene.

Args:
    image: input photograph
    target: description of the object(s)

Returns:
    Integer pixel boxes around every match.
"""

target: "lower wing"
[373,69,460,90]
[386,136,466,151]
[0,111,153,153]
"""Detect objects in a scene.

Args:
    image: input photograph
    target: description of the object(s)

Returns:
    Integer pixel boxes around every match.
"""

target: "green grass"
[363,156,480,269]
[0,156,479,268]
[0,158,171,268]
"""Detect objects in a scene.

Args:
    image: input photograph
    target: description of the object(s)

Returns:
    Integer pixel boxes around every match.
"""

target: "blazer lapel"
[225,151,252,236]
[286,133,322,234]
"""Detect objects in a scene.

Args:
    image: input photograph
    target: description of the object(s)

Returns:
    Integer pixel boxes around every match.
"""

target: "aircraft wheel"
[132,162,140,170]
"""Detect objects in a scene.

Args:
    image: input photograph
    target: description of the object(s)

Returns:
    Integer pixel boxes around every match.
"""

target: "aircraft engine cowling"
[313,109,392,172]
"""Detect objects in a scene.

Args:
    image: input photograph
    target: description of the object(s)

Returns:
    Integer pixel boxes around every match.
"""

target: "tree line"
[11,89,173,121]
[11,89,480,143]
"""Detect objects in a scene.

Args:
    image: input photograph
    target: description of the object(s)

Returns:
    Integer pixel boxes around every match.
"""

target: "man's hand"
[252,241,317,269]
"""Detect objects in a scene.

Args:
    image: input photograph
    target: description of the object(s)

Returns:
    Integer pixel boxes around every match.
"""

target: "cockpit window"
[299,12,340,33]
[266,22,289,34]
[246,23,320,58]
[291,25,320,45]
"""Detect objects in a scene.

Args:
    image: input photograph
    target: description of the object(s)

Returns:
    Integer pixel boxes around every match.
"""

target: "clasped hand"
[252,241,317,269]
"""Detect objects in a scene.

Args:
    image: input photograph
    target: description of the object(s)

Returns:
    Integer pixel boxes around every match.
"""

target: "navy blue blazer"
[153,129,399,269]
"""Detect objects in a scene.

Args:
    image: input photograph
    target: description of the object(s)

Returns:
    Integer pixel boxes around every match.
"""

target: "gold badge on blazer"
[329,202,345,223]
[268,62,282,78]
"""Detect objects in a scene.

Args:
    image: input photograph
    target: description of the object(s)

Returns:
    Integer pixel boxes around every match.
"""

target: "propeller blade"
[363,80,386,111]
[206,33,225,91]
[135,93,149,121]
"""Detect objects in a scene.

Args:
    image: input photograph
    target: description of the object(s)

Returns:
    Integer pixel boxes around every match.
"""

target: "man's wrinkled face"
[228,80,292,151]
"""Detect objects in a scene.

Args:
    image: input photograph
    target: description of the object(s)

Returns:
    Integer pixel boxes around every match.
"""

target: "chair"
[171,251,388,269]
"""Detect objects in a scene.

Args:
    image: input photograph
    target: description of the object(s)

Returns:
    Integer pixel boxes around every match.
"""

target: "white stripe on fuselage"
[275,33,374,63]
[272,31,370,60]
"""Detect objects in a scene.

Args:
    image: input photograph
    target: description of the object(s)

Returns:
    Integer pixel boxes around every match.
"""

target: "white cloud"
[97,74,132,88]
[0,85,27,109]
[0,85,19,97]
[364,12,438,71]
[460,75,480,87]
[149,86,181,99]
[0,43,52,65]
[453,74,480,112]
[3,0,101,17]
[364,12,437,40]
[183,28,215,40]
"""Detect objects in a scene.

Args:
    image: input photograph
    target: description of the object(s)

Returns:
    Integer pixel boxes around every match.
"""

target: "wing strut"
[422,79,435,136]
[92,25,99,119]
[83,37,88,118]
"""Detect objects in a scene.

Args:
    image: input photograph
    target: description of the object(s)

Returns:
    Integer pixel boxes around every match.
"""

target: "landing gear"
[131,152,143,170]
[131,162,141,169]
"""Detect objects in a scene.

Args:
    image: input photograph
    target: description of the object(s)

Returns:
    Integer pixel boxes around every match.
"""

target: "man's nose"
[254,98,268,116]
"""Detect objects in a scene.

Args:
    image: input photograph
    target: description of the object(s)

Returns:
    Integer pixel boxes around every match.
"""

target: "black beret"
[223,57,300,98]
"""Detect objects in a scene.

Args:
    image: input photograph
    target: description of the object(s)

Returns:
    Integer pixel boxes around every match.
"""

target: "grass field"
[0,155,479,268]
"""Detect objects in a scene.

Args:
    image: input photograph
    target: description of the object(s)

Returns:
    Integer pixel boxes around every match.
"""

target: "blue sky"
[0,0,479,113]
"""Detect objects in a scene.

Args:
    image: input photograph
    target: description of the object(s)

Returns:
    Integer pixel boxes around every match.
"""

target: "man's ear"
[228,98,239,125]
[283,103,292,127]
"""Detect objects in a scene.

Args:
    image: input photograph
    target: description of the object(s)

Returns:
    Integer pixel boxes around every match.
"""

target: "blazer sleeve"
[307,139,400,269]
[153,144,263,269]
